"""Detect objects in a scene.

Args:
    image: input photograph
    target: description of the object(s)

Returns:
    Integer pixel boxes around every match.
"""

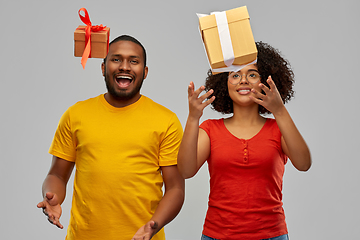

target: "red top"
[200,118,288,240]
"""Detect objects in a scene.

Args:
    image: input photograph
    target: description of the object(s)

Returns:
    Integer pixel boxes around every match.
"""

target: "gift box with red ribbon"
[74,8,110,69]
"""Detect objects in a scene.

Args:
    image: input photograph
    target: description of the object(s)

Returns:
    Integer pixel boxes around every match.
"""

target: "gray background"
[1,0,359,239]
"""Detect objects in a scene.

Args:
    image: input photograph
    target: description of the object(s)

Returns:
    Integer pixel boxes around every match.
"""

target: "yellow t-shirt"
[49,94,183,240]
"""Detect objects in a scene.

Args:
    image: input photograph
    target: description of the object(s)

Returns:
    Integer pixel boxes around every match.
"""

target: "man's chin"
[105,76,144,102]
[109,90,138,101]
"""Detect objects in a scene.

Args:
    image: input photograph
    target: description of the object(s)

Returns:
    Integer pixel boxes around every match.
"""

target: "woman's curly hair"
[204,41,295,114]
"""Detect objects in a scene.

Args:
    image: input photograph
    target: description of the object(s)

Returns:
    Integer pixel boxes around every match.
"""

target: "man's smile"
[115,74,134,88]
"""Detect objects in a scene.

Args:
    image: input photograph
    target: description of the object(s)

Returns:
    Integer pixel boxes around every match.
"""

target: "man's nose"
[119,60,131,71]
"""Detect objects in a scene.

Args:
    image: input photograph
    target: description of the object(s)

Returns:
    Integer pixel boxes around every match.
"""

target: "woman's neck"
[229,104,265,126]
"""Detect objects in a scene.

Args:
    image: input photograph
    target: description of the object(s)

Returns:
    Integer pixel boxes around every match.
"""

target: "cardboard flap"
[199,6,250,31]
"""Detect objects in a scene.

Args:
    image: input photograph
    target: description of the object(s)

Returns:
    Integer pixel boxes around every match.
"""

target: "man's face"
[102,40,148,106]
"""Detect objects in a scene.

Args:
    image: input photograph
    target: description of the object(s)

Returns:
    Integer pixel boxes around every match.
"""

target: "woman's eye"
[248,73,258,78]
[233,74,240,78]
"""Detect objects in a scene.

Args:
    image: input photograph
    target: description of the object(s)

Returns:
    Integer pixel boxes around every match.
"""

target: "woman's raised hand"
[188,81,215,120]
[249,76,285,115]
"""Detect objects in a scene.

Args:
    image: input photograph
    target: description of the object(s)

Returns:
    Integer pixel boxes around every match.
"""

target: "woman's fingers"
[267,76,277,90]
[188,82,213,103]
[199,89,214,102]
[188,81,195,97]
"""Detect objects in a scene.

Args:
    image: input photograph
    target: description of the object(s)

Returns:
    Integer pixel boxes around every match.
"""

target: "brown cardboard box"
[74,25,110,58]
[199,6,257,71]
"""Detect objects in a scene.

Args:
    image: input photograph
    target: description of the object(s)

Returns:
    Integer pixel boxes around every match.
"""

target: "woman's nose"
[239,74,248,84]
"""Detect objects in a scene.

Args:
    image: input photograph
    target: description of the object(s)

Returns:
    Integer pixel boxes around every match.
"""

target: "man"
[37,35,185,240]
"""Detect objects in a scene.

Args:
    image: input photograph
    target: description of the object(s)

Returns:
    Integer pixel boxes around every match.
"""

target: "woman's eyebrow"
[232,69,259,74]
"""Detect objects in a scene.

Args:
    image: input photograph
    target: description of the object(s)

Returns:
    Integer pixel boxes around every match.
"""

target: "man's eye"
[112,58,120,62]
[130,60,139,64]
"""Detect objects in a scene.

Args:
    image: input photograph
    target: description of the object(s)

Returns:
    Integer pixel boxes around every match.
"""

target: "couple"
[37,35,311,240]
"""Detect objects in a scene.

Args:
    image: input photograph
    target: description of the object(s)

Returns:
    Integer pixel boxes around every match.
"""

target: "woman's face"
[227,64,262,107]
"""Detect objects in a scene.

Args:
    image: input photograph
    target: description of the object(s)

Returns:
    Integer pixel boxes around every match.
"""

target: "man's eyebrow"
[110,54,141,59]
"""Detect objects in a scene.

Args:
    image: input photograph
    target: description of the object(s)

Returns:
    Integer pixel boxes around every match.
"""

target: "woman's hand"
[249,76,285,115]
[188,81,215,120]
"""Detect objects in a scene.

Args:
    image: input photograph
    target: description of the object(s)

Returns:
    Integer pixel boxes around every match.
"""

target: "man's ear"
[101,62,105,76]
[143,66,148,80]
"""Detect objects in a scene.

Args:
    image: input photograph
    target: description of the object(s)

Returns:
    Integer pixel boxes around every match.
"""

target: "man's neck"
[104,92,142,108]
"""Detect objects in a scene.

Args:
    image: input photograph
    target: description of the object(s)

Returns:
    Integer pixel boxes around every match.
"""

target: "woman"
[178,42,311,240]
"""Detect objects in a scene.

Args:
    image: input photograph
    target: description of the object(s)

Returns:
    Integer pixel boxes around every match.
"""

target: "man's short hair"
[104,35,147,67]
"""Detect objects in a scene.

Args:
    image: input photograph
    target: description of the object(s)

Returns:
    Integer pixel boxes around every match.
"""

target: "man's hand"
[131,221,158,240]
[37,192,63,229]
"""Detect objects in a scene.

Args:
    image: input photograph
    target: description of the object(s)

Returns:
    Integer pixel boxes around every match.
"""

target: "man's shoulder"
[141,96,175,115]
[69,95,102,110]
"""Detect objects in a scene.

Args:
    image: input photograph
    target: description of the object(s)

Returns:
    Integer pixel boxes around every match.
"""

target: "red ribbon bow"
[78,8,106,69]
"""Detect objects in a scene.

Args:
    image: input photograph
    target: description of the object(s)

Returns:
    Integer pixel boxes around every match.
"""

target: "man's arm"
[37,156,75,229]
[132,165,185,240]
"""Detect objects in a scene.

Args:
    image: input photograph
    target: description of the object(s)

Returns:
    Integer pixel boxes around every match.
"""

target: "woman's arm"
[177,82,215,179]
[250,77,311,171]
[276,108,311,171]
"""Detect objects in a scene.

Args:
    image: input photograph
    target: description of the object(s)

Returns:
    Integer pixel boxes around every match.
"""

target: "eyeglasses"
[228,71,261,85]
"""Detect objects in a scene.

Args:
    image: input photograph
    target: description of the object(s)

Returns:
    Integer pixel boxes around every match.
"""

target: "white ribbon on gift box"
[197,11,257,73]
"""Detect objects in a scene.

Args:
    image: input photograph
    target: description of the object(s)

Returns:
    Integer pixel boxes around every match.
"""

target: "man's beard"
[104,69,145,101]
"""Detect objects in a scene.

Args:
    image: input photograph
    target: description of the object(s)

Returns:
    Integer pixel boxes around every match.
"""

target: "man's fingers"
[53,218,64,229]
[42,208,48,216]
[47,215,63,229]
[45,192,54,200]
[151,221,158,229]
[37,201,45,209]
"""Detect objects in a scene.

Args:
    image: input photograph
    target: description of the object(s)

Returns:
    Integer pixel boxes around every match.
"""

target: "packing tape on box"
[197,11,257,73]
[213,11,234,68]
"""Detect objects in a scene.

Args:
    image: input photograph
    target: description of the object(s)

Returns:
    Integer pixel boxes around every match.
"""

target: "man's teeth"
[117,76,132,80]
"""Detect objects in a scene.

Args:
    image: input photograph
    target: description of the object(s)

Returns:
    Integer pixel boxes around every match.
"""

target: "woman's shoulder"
[264,117,278,127]
[263,117,282,136]
[200,118,226,134]
[201,118,224,126]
